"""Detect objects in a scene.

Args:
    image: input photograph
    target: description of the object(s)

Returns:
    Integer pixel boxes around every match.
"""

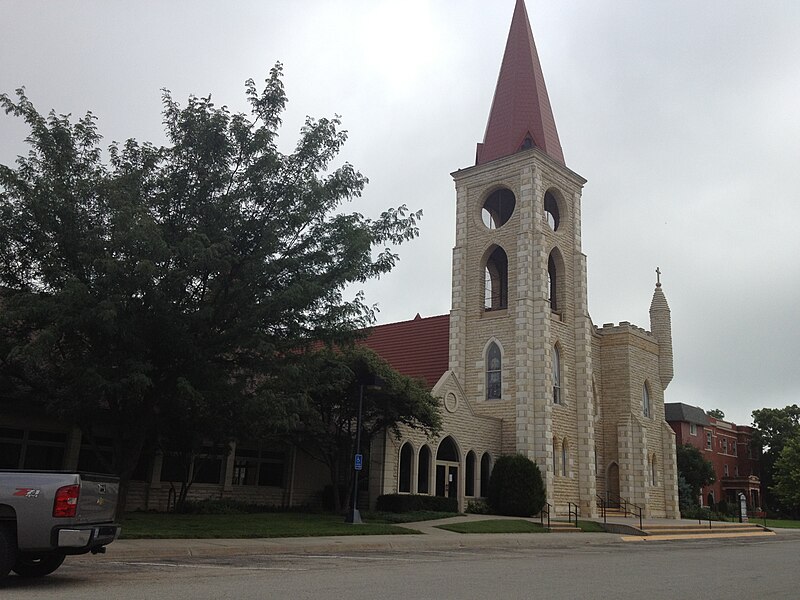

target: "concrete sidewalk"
[79,514,800,562]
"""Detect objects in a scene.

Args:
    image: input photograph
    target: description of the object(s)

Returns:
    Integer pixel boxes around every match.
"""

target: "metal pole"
[346,384,364,524]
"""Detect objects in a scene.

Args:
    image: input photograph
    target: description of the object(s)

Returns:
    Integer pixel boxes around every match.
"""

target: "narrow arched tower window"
[643,382,651,418]
[552,345,561,404]
[485,246,509,310]
[548,253,558,311]
[486,342,502,400]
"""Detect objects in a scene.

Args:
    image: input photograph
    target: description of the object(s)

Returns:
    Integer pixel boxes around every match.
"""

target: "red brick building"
[665,403,761,509]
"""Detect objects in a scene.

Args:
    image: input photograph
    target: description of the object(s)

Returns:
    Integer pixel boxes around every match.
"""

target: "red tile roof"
[361,314,450,389]
[476,0,564,166]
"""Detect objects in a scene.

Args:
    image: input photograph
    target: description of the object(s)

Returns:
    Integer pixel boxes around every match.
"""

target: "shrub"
[375,494,458,513]
[487,454,546,517]
[466,499,491,514]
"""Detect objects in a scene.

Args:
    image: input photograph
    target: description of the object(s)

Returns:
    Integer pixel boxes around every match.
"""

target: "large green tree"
[772,435,800,514]
[0,65,421,514]
[752,405,800,513]
[288,345,441,513]
[676,444,716,504]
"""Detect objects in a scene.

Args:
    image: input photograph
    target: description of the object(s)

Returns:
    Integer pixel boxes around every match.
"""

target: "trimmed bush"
[487,454,546,517]
[375,494,458,513]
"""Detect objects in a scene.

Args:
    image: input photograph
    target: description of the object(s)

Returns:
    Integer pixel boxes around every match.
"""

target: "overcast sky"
[2,0,799,427]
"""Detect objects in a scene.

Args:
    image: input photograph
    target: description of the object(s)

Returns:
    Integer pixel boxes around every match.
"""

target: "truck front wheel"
[0,525,16,579]
[12,551,66,578]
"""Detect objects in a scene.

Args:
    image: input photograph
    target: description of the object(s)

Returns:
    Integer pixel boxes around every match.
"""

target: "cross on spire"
[656,267,661,287]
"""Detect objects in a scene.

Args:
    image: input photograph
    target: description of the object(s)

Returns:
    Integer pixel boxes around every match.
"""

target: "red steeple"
[476,0,564,166]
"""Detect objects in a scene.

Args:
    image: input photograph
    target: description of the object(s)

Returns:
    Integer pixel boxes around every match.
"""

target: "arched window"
[561,438,569,477]
[482,188,516,229]
[547,248,565,313]
[553,437,559,475]
[544,190,560,231]
[418,445,431,494]
[465,451,476,497]
[643,382,651,418]
[399,442,413,493]
[486,342,502,400]
[485,246,509,310]
[480,453,492,497]
[552,345,561,404]
[437,437,459,462]
[651,455,658,486]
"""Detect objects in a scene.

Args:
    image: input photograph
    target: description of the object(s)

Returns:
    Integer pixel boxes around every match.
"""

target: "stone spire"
[475,0,565,166]
[649,267,674,390]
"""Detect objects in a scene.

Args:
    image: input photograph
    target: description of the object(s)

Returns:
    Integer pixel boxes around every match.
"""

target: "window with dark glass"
[232,446,285,487]
[482,188,516,229]
[486,342,502,400]
[480,453,491,497]
[418,445,431,494]
[484,246,509,310]
[465,451,476,497]
[553,346,561,404]
[399,443,413,493]
[544,190,560,231]
[643,382,651,418]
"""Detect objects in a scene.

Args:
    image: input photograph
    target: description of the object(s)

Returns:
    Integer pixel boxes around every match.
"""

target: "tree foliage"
[487,454,546,517]
[675,444,716,501]
[706,408,725,420]
[0,65,422,514]
[288,345,441,512]
[772,435,800,513]
[752,405,800,513]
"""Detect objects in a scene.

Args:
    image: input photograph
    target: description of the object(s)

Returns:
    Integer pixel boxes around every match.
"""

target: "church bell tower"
[448,0,597,512]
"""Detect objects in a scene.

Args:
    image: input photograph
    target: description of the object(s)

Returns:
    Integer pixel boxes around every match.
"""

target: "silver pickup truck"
[0,471,121,579]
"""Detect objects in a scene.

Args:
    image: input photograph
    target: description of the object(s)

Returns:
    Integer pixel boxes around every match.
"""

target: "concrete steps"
[548,520,581,533]
[624,521,775,542]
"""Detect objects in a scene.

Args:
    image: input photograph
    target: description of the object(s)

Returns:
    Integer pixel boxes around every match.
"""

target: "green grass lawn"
[435,519,547,534]
[576,520,606,533]
[765,519,800,529]
[120,511,423,539]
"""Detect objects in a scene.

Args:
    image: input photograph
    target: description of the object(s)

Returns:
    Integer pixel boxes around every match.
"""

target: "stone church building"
[362,0,680,519]
[0,0,680,519]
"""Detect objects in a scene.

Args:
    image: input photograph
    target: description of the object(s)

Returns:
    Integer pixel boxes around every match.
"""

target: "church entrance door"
[436,464,459,498]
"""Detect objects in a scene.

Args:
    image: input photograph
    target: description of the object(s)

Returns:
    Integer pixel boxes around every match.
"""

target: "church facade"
[366,0,679,519]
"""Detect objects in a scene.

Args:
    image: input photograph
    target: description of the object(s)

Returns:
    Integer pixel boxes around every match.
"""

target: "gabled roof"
[665,403,711,426]
[361,314,449,389]
[476,0,564,166]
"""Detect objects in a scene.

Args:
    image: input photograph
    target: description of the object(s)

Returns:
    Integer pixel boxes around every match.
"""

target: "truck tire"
[0,525,16,579]
[12,551,66,578]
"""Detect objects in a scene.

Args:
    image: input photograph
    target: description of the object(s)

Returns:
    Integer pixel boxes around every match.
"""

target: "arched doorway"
[435,436,460,500]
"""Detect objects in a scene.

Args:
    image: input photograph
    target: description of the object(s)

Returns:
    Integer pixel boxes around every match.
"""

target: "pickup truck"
[0,471,121,579]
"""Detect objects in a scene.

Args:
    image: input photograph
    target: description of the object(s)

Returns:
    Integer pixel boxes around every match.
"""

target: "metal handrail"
[567,502,579,526]
[596,494,607,524]
[540,502,551,530]
[606,494,644,530]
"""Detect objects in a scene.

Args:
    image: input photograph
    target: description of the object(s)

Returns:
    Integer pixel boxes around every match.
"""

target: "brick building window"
[689,423,697,436]
[722,438,728,453]
[706,431,712,450]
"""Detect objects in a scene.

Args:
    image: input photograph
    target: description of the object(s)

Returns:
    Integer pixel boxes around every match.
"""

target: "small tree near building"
[487,454,546,517]
[772,435,800,516]
[676,444,716,504]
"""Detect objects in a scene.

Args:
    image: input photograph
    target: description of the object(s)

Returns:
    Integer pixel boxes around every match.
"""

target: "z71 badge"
[13,488,41,498]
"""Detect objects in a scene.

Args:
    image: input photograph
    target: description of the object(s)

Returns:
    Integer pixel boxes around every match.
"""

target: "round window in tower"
[482,188,516,229]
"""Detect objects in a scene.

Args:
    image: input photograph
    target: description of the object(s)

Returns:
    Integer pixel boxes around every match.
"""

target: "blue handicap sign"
[354,453,363,471]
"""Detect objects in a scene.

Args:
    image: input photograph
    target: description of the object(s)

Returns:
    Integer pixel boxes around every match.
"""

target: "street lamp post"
[346,374,384,524]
